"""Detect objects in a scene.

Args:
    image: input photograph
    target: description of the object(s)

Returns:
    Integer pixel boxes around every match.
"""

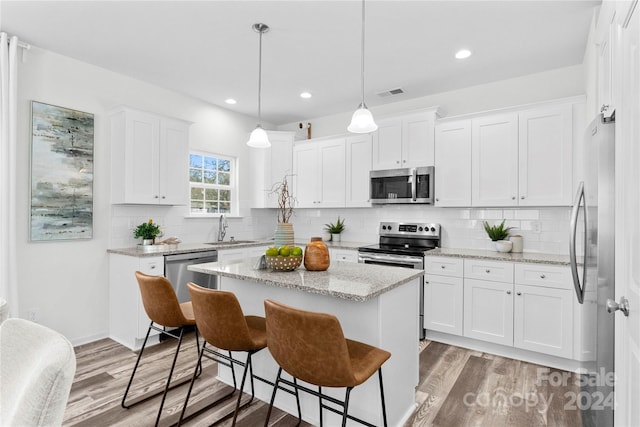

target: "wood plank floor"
[63,334,582,427]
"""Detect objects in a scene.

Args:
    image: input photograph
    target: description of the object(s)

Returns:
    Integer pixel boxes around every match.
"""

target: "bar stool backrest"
[264,299,357,387]
[187,282,256,351]
[135,271,189,328]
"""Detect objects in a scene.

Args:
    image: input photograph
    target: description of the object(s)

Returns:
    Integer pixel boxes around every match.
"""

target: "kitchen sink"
[205,240,257,246]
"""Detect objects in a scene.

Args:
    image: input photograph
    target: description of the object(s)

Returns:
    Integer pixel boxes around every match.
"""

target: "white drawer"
[331,249,358,263]
[464,259,514,283]
[139,257,164,276]
[515,263,572,290]
[425,256,464,277]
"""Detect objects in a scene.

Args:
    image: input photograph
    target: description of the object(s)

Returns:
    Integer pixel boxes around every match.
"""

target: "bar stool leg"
[121,321,152,408]
[341,387,353,427]
[293,377,302,422]
[154,328,186,427]
[379,368,388,427]
[194,327,203,378]
[318,386,323,427]
[231,352,253,426]
[177,342,206,426]
[264,367,282,427]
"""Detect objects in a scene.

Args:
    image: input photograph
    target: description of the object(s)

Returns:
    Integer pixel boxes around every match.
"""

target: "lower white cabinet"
[424,275,463,335]
[109,254,164,350]
[424,255,578,363]
[463,278,514,346]
[513,284,573,358]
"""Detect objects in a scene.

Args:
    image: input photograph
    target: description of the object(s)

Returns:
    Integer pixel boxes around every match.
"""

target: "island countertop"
[188,258,423,302]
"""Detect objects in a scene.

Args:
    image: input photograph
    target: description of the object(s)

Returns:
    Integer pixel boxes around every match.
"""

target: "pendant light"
[348,0,377,134]
[247,23,271,148]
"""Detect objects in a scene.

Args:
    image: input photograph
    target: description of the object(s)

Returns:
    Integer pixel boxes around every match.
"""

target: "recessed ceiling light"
[455,49,472,59]
[225,98,237,105]
[300,92,312,99]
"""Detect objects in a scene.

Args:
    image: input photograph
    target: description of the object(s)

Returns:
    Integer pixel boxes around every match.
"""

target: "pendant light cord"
[360,0,366,108]
[257,27,263,124]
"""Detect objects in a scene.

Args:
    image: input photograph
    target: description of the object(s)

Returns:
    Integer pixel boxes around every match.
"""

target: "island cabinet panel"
[110,107,190,205]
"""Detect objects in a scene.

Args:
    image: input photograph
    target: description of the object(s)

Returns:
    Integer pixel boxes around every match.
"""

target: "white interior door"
[614,3,640,425]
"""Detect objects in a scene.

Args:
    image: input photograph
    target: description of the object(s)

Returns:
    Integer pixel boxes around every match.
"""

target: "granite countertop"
[427,248,572,266]
[108,239,372,258]
[188,258,423,302]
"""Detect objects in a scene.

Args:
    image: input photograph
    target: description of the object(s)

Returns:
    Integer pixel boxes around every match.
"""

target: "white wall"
[279,65,585,138]
[16,47,273,344]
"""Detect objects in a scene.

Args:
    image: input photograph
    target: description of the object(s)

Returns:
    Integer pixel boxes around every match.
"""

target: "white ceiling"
[2,0,599,125]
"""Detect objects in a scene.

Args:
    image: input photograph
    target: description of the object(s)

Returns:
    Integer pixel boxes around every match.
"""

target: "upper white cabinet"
[518,105,573,206]
[372,110,438,170]
[345,134,373,207]
[249,131,294,208]
[465,101,575,207]
[293,137,346,208]
[110,107,190,205]
[471,113,519,207]
[434,120,472,207]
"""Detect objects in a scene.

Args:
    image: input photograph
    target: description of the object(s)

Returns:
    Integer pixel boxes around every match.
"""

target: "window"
[189,152,236,215]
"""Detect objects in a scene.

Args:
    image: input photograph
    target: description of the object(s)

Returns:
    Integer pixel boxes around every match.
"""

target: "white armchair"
[0,318,76,426]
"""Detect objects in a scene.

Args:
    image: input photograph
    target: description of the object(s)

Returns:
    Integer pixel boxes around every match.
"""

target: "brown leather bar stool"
[178,282,269,426]
[121,271,202,427]
[264,299,391,427]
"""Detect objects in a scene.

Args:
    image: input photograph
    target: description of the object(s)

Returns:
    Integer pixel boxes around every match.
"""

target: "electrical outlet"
[26,308,38,323]
[532,221,541,233]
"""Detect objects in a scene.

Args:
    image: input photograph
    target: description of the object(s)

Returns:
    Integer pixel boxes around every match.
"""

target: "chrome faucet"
[217,214,228,242]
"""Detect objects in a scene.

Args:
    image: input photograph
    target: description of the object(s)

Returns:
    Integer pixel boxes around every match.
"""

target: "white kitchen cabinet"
[471,113,519,207]
[518,105,573,206]
[109,254,164,350]
[463,278,514,346]
[513,284,573,359]
[372,110,438,169]
[345,134,373,207]
[434,120,472,206]
[110,107,190,205]
[424,257,464,335]
[330,248,358,263]
[513,263,573,358]
[249,131,295,208]
[293,137,346,208]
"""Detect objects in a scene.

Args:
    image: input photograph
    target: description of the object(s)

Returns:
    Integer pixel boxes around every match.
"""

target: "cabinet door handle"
[436,198,439,202]
[517,292,522,296]
[485,269,491,273]
[506,290,512,295]
[540,274,546,279]
[425,280,429,284]
[154,195,159,199]
[512,196,516,200]
[521,196,525,200]
[161,196,166,199]
[440,265,446,269]
[149,265,156,270]
[396,160,400,164]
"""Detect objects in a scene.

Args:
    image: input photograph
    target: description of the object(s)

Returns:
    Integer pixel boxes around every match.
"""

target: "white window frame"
[188,151,238,217]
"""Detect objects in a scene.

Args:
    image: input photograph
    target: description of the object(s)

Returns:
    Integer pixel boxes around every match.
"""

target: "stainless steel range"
[358,222,441,339]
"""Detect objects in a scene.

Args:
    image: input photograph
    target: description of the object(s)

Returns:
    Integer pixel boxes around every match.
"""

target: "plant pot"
[494,240,513,253]
[331,233,341,243]
[142,238,155,246]
[274,223,294,247]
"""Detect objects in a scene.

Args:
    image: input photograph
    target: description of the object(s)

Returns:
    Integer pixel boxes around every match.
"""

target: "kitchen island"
[189,258,423,427]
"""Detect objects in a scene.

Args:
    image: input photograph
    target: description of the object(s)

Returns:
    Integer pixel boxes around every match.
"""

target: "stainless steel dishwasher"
[164,250,218,303]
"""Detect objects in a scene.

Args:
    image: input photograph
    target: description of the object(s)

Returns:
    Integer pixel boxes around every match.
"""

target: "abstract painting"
[30,101,94,241]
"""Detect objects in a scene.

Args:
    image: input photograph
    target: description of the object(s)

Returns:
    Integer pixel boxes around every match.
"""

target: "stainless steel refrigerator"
[569,113,615,427]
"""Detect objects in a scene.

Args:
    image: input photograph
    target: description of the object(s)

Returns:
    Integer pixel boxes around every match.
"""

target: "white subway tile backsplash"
[513,209,540,220]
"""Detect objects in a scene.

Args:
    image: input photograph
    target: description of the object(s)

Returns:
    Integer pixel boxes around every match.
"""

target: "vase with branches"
[271,175,296,246]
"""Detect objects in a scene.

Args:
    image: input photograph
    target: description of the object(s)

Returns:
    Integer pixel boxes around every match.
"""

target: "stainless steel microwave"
[370,166,435,204]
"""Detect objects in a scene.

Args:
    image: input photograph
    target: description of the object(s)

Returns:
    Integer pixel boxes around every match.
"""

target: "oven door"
[358,252,426,339]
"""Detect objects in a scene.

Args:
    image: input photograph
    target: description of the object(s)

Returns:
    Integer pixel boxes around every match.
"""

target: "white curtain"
[0,33,19,317]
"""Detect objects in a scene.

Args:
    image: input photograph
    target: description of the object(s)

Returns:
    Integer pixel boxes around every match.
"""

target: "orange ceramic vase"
[303,237,330,271]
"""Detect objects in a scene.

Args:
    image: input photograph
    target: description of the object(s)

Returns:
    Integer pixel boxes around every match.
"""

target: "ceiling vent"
[376,87,405,98]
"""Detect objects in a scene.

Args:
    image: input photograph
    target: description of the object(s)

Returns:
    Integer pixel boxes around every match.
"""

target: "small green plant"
[325,217,346,234]
[483,220,513,241]
[134,219,162,240]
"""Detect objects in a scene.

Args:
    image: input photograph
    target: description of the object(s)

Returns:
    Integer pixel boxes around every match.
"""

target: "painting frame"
[30,101,94,241]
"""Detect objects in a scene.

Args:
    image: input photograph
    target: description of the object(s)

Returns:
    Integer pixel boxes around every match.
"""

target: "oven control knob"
[430,227,436,232]
[381,225,387,230]
[418,227,423,231]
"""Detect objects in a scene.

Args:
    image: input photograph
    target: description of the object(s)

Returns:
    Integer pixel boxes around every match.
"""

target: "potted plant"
[271,175,296,246]
[325,217,345,242]
[134,219,162,245]
[483,220,513,251]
